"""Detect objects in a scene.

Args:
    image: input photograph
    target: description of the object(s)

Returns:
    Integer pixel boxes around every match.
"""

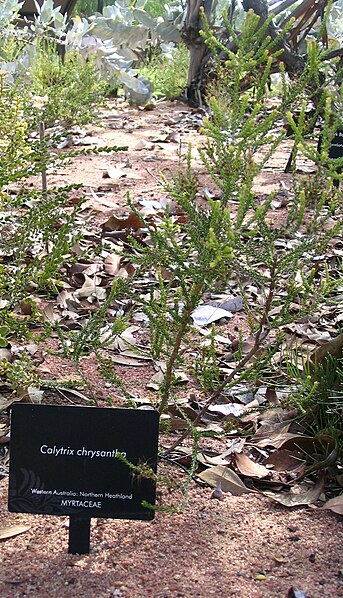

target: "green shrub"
[143,0,170,18]
[0,78,34,187]
[285,347,343,449]
[73,0,174,19]
[138,43,189,99]
[29,44,108,126]
[125,10,342,421]
[0,81,83,319]
[72,0,98,16]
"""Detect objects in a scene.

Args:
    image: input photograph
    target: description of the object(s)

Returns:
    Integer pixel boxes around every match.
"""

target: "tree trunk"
[181,0,214,105]
[181,0,330,105]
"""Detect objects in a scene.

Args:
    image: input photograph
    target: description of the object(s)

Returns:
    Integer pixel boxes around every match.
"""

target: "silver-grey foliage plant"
[0,0,184,98]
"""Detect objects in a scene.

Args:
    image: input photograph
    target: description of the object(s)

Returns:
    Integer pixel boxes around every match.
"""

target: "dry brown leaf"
[199,422,224,433]
[208,297,243,313]
[73,274,106,302]
[74,135,104,146]
[244,398,260,411]
[133,139,154,150]
[310,333,343,365]
[0,525,31,540]
[146,370,164,390]
[78,266,101,281]
[55,387,90,402]
[322,495,343,515]
[253,426,315,450]
[191,305,233,326]
[198,330,232,345]
[197,453,230,467]
[253,431,296,448]
[220,438,247,458]
[262,475,325,506]
[231,334,255,354]
[73,274,96,299]
[120,350,151,360]
[109,354,149,367]
[168,404,198,422]
[172,370,189,385]
[56,289,73,309]
[102,213,144,232]
[257,407,298,428]
[262,449,305,472]
[235,452,270,478]
[196,465,252,495]
[104,253,122,276]
[42,304,59,323]
[281,434,336,455]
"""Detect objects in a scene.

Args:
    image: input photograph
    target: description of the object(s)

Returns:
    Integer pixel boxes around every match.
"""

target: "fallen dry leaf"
[191,305,233,326]
[133,139,153,150]
[73,135,104,146]
[108,354,150,367]
[159,414,188,431]
[322,494,343,515]
[262,475,325,506]
[0,525,31,540]
[196,453,230,467]
[311,333,343,364]
[103,166,126,180]
[262,449,306,472]
[208,296,243,313]
[102,213,144,232]
[254,431,308,449]
[147,369,164,390]
[197,465,252,495]
[235,452,270,479]
[104,253,122,276]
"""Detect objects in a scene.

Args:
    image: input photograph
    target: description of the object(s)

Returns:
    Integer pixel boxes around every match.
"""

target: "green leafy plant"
[0,326,10,348]
[122,9,342,440]
[54,278,130,363]
[116,429,201,513]
[0,79,86,396]
[0,77,41,187]
[0,353,40,397]
[194,324,221,391]
[285,346,343,449]
[1,186,84,307]
[138,43,189,99]
[97,352,138,408]
[29,43,108,126]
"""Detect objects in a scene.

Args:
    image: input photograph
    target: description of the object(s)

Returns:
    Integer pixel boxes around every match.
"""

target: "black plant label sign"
[329,128,343,159]
[318,128,343,159]
[8,404,159,520]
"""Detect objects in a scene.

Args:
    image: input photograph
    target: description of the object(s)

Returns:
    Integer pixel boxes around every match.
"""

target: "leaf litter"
[0,98,342,597]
